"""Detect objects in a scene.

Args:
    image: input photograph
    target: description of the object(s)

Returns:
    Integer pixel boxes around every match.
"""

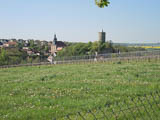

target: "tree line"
[57,41,145,57]
[0,40,145,66]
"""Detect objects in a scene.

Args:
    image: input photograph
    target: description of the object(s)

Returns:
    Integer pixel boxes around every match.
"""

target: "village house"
[34,40,41,45]
[41,41,48,46]
[3,41,17,48]
[22,47,29,51]
[0,39,9,44]
[27,50,34,56]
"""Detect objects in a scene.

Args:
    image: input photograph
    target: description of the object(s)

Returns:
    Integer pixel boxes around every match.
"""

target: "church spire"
[54,34,57,39]
[53,34,57,45]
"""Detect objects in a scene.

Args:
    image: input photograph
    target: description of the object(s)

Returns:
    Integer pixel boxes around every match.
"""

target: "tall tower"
[51,34,57,55]
[53,34,57,45]
[98,29,106,43]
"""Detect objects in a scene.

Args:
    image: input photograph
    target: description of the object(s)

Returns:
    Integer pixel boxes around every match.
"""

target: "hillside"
[0,60,160,119]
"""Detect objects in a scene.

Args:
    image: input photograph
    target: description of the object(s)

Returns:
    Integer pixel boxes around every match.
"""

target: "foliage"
[57,41,114,57]
[28,40,35,49]
[44,46,49,53]
[0,48,9,65]
[114,45,145,52]
[28,40,49,54]
[0,48,34,65]
[18,43,25,50]
[95,0,110,8]
[57,41,146,57]
[57,42,90,56]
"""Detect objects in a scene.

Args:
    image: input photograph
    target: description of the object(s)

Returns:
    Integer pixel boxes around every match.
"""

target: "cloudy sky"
[0,0,160,43]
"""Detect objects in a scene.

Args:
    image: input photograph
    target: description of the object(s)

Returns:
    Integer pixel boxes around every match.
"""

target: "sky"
[0,0,160,43]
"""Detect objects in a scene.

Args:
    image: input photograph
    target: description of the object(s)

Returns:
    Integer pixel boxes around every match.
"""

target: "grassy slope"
[0,60,160,120]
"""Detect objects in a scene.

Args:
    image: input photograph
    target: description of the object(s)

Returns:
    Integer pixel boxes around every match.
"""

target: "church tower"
[98,29,106,43]
[51,34,57,55]
[50,33,66,56]
[53,34,57,45]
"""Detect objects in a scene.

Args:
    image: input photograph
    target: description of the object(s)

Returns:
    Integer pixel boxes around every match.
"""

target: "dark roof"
[56,41,66,47]
[0,42,3,45]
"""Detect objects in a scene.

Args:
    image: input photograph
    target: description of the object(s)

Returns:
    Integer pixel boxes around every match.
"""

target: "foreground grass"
[0,60,160,120]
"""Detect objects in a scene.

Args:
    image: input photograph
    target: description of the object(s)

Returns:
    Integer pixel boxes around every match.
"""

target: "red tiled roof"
[7,41,17,45]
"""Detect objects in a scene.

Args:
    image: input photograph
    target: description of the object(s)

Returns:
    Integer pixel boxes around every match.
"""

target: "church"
[50,34,66,56]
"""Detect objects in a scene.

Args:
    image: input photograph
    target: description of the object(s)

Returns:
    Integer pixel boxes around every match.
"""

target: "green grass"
[0,60,160,120]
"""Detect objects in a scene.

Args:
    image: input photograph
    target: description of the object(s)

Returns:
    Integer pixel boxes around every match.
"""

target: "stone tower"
[98,29,106,43]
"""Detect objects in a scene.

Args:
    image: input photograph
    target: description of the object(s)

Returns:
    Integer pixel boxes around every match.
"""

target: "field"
[0,60,160,120]
[133,46,160,49]
[141,46,160,49]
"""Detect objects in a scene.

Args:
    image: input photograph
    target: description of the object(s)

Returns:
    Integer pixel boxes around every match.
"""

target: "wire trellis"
[1,50,160,68]
[53,91,160,120]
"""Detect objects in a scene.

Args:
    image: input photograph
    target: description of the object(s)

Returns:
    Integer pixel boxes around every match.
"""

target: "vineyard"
[0,57,160,120]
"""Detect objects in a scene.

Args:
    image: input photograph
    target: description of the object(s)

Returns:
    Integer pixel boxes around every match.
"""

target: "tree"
[29,40,35,49]
[91,41,99,53]
[44,46,49,53]
[95,0,110,8]
[0,48,9,65]
[106,40,113,49]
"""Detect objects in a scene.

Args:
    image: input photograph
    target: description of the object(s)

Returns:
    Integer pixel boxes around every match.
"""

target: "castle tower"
[98,29,106,43]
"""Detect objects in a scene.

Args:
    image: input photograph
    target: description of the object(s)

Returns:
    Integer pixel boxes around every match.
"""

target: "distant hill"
[113,43,160,47]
